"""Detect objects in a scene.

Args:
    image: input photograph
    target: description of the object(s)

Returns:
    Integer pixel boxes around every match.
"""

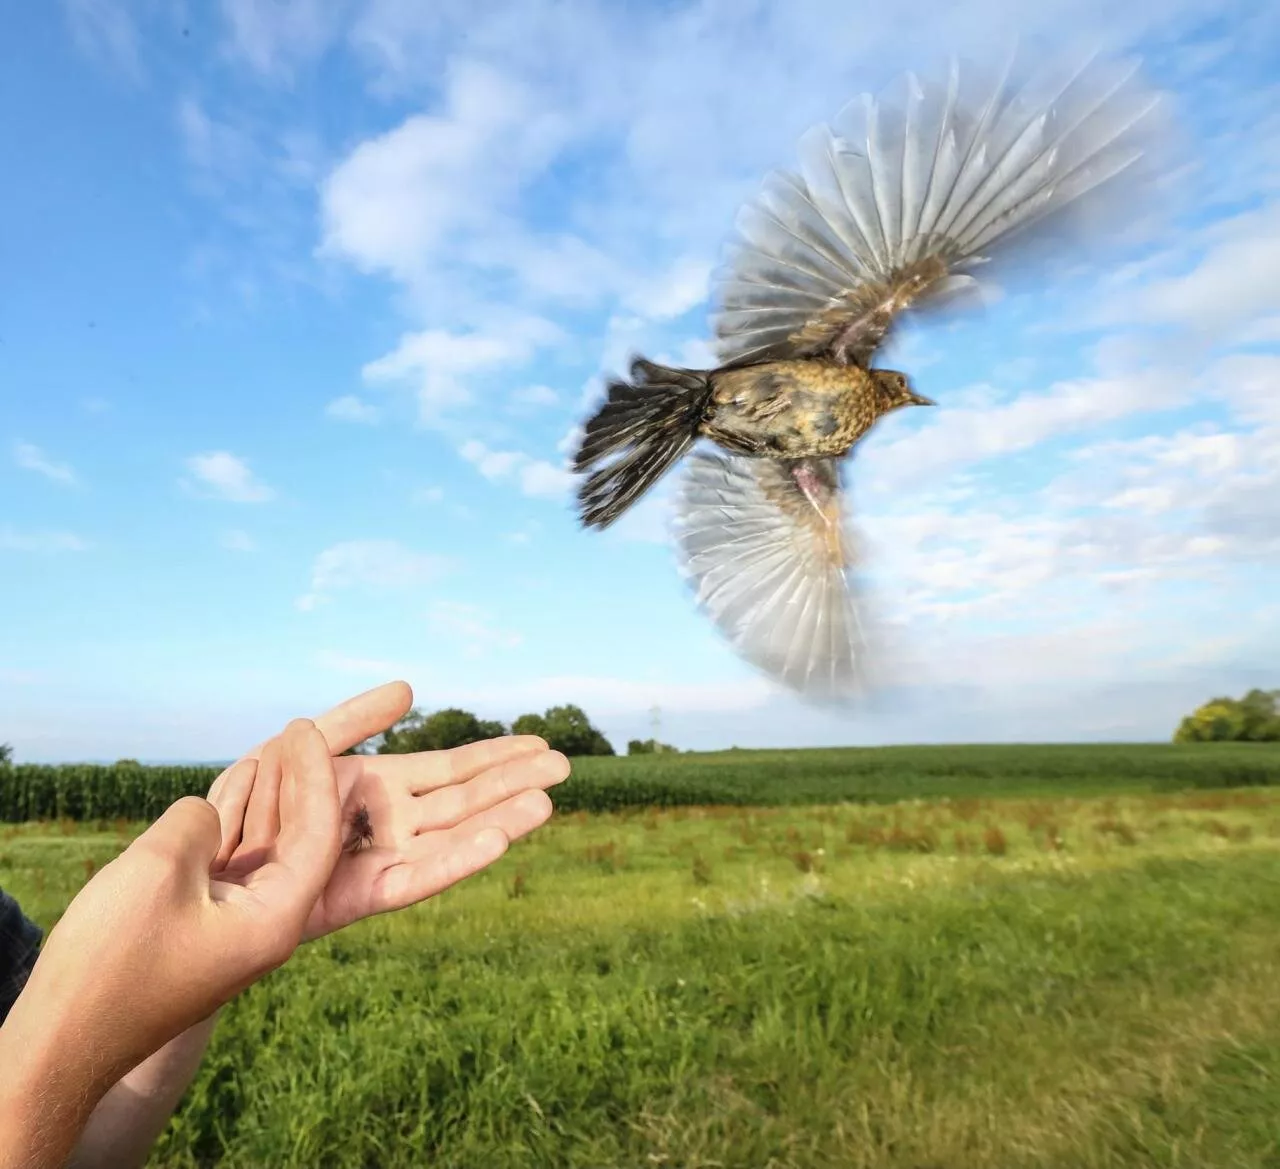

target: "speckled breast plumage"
[703,360,878,459]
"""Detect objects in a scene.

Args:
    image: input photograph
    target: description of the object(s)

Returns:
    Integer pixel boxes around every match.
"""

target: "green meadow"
[4,745,1280,1167]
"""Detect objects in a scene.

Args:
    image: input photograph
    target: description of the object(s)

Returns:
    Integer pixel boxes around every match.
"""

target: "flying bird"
[572,46,1168,702]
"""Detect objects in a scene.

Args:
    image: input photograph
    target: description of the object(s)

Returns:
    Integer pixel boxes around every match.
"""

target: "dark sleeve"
[0,885,43,1025]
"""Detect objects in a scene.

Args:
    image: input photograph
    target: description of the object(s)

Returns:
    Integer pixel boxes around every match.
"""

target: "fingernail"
[533,752,570,782]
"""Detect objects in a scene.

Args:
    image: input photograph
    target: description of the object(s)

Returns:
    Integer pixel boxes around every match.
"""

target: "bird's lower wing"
[671,451,870,703]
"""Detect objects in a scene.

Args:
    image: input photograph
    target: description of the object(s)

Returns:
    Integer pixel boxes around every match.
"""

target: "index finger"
[367,734,551,794]
[256,719,343,924]
[241,680,413,761]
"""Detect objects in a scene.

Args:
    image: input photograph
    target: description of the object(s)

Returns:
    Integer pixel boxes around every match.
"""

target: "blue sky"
[2,0,1278,761]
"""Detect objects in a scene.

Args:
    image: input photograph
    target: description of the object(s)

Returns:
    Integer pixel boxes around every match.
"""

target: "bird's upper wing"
[713,46,1167,368]
[672,451,870,703]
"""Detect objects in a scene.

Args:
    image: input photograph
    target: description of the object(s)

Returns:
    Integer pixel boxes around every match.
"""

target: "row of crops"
[4,742,1280,822]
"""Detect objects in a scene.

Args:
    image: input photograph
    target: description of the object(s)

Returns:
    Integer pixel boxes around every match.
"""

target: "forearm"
[0,998,113,1169]
[65,1010,220,1169]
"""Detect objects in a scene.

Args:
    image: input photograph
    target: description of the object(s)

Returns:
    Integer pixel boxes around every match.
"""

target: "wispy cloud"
[427,600,523,656]
[13,442,78,486]
[297,538,451,610]
[359,315,563,421]
[221,528,257,552]
[313,649,410,677]
[183,451,275,503]
[62,0,141,80]
[0,527,90,553]
[175,96,256,181]
[508,384,559,411]
[219,0,345,81]
[325,394,381,424]
[861,367,1184,490]
[458,439,572,499]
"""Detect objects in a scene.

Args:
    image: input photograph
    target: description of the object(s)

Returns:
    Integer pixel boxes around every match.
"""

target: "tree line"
[0,704,684,769]
[353,703,618,757]
[1174,688,1280,743]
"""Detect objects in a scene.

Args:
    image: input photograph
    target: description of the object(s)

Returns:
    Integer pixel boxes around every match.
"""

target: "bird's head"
[872,369,935,413]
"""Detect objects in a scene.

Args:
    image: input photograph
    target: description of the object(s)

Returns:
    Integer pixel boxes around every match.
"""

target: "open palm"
[205,682,567,941]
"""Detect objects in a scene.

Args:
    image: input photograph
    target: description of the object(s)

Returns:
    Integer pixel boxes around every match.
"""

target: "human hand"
[0,720,344,1163]
[207,683,567,940]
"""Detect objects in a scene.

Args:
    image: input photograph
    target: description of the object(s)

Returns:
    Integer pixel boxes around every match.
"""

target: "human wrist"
[0,996,116,1169]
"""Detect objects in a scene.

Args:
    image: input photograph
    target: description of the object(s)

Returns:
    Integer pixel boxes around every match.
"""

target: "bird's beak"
[909,391,936,407]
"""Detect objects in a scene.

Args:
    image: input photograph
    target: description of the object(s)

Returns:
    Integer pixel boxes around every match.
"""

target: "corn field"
[3,743,1280,822]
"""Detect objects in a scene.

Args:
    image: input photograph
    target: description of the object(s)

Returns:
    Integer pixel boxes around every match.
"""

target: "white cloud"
[318,58,569,289]
[313,649,409,676]
[175,97,255,179]
[623,255,712,321]
[847,351,1280,648]
[504,520,541,545]
[671,338,717,369]
[557,421,585,458]
[427,600,523,655]
[861,369,1183,489]
[411,485,445,505]
[1126,201,1280,339]
[219,0,345,80]
[325,394,381,424]
[13,442,77,486]
[184,452,276,503]
[509,384,559,410]
[0,528,90,553]
[361,316,561,420]
[221,529,256,552]
[297,538,450,610]
[518,461,574,499]
[63,0,141,79]
[440,673,777,717]
[458,439,573,499]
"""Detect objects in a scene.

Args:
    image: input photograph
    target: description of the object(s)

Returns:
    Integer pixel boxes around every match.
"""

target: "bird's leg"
[791,460,847,565]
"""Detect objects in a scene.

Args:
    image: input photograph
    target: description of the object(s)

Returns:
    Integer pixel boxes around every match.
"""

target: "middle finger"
[411,750,569,834]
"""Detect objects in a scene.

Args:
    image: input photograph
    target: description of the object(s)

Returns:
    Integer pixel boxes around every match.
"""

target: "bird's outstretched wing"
[713,46,1167,368]
[672,451,870,702]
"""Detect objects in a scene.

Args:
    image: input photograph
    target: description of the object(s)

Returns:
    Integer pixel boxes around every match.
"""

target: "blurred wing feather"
[713,46,1166,367]
[672,451,868,702]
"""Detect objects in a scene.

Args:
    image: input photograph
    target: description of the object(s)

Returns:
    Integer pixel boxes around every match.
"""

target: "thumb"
[128,795,223,885]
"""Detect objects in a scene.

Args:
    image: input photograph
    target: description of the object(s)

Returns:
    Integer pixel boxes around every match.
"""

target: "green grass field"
[4,749,1280,1166]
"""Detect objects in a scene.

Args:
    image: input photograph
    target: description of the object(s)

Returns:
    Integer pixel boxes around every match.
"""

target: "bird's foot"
[792,462,847,565]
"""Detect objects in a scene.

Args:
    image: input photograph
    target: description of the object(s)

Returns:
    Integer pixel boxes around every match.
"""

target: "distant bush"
[626,738,679,755]
[1174,688,1280,743]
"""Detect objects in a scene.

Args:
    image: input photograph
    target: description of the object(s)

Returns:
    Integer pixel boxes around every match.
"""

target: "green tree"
[512,713,549,739]
[1174,698,1246,742]
[378,707,427,754]
[1238,689,1280,741]
[378,707,508,753]
[0,743,11,766]
[1173,690,1280,743]
[539,705,614,756]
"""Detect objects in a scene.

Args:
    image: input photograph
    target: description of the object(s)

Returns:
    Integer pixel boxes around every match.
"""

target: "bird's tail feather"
[573,358,711,529]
